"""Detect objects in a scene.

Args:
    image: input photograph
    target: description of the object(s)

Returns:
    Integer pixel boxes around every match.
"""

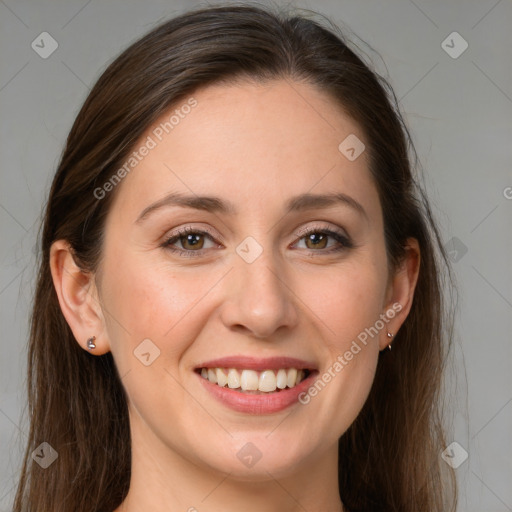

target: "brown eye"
[179,233,205,250]
[161,227,219,257]
[294,227,353,254]
[304,232,329,250]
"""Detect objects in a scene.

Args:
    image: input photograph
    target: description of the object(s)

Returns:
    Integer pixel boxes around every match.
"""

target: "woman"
[14,4,457,511]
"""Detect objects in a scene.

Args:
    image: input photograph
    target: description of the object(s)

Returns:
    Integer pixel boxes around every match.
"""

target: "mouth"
[194,356,318,404]
[194,367,312,394]
[193,356,318,413]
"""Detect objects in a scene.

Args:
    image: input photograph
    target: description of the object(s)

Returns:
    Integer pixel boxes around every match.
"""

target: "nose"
[219,248,299,340]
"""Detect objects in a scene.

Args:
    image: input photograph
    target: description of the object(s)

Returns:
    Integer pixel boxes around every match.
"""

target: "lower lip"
[196,371,318,414]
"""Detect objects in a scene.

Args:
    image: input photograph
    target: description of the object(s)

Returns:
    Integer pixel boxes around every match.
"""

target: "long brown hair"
[14,4,457,511]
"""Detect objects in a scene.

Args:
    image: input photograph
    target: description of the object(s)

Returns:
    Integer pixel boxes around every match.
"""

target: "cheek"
[306,255,388,346]
[99,247,218,368]
[98,252,216,424]
[296,252,387,439]
[317,264,385,360]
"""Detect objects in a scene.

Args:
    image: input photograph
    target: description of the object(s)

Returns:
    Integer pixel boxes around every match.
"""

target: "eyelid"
[292,221,349,240]
[163,221,347,243]
[163,224,220,243]
[161,221,353,256]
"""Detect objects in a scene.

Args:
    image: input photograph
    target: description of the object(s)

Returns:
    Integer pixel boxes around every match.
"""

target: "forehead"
[107,79,380,223]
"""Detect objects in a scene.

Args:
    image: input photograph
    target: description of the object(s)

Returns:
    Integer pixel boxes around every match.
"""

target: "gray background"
[1,0,511,510]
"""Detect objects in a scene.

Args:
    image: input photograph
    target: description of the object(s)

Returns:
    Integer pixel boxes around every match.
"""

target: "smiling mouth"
[195,367,313,394]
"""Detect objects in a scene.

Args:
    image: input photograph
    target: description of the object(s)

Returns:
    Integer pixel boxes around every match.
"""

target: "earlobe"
[49,240,108,354]
[380,238,421,351]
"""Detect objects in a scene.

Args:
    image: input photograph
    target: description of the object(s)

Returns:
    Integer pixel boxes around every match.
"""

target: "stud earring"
[387,332,394,350]
[87,336,96,350]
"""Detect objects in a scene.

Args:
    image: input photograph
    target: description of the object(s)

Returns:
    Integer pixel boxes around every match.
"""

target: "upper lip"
[195,355,317,372]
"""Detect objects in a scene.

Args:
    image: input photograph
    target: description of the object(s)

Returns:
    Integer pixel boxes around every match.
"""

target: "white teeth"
[276,369,287,389]
[240,369,259,390]
[200,367,309,392]
[227,368,240,389]
[216,368,228,387]
[259,370,277,392]
[287,368,297,388]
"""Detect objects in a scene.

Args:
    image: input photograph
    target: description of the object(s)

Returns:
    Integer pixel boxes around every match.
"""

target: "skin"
[50,79,420,512]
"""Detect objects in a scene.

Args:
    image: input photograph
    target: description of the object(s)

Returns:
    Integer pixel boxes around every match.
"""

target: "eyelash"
[161,225,354,258]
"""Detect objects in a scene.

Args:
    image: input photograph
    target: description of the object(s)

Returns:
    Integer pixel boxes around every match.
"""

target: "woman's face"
[95,79,406,479]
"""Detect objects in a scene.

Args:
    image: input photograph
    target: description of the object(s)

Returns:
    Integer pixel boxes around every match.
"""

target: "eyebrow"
[135,191,368,223]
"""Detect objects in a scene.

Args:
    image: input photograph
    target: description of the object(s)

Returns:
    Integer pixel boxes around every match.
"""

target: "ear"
[49,240,109,355]
[379,237,421,351]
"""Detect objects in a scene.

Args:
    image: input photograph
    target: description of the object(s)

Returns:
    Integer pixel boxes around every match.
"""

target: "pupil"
[307,233,328,250]
[184,234,201,248]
